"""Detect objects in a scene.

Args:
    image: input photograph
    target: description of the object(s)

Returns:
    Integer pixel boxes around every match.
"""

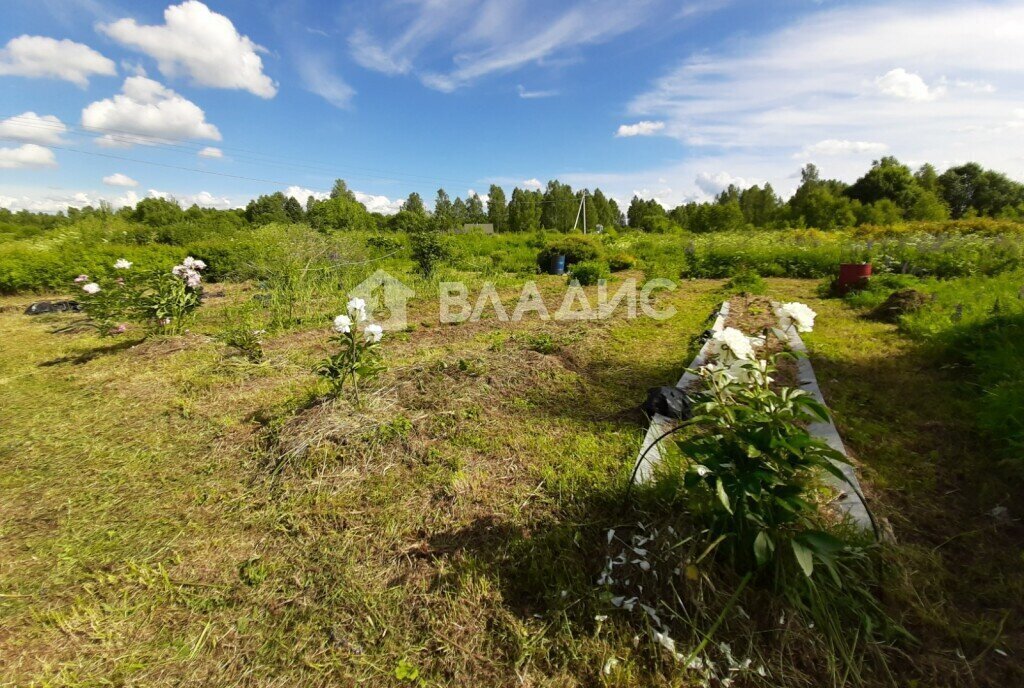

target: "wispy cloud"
[347,0,666,91]
[619,1,1024,199]
[294,52,355,109]
[517,84,558,99]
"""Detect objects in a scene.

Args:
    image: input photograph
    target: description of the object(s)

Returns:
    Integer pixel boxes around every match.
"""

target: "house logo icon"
[349,269,415,331]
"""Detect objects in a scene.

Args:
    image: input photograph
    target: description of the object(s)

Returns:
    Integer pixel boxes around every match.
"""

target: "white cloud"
[797,139,888,158]
[282,185,402,215]
[0,186,235,212]
[197,146,223,159]
[0,112,67,145]
[349,29,411,75]
[294,52,355,109]
[99,1,277,98]
[623,2,1024,197]
[0,143,57,169]
[615,120,665,137]
[517,84,558,99]
[355,191,403,215]
[875,68,941,102]
[284,185,327,202]
[0,35,115,87]
[695,171,748,196]
[349,0,662,91]
[102,173,138,187]
[522,178,542,190]
[81,76,221,147]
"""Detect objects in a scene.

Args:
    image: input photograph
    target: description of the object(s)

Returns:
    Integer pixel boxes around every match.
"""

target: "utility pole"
[572,190,588,234]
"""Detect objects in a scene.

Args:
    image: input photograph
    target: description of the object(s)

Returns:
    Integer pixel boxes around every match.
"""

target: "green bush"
[567,260,609,286]
[607,252,637,272]
[723,267,766,294]
[536,234,603,271]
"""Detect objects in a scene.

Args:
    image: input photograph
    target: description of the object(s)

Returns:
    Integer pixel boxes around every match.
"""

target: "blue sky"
[2,0,1023,213]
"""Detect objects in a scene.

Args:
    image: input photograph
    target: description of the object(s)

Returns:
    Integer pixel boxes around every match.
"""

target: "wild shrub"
[607,252,637,272]
[409,222,451,277]
[535,234,603,271]
[723,266,766,294]
[567,260,609,286]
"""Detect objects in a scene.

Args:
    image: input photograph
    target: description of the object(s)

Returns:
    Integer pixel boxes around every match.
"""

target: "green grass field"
[2,266,1021,686]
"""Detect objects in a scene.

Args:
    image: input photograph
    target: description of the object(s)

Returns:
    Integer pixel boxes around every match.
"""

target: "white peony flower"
[710,327,758,363]
[172,264,202,288]
[114,259,132,269]
[82,282,100,294]
[333,314,352,333]
[182,256,206,270]
[776,302,816,333]
[364,323,383,343]
[347,296,367,322]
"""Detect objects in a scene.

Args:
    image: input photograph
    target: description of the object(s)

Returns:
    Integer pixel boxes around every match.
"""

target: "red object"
[837,263,872,294]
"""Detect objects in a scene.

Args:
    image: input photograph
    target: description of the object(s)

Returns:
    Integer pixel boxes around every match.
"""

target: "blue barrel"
[549,254,566,275]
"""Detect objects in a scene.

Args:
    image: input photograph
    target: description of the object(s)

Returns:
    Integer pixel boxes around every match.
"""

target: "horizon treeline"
[4,158,1024,238]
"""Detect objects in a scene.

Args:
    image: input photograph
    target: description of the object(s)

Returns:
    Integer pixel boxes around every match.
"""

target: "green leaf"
[715,478,733,514]
[792,539,814,578]
[753,531,774,567]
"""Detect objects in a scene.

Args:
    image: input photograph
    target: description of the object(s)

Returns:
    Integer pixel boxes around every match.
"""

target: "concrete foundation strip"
[632,301,730,484]
[632,299,873,533]
[779,310,873,531]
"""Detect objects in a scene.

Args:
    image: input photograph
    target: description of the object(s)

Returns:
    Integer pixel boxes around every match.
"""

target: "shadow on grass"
[805,341,1024,687]
[38,337,145,366]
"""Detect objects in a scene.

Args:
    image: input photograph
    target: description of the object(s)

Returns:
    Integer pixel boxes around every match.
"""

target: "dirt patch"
[871,288,930,323]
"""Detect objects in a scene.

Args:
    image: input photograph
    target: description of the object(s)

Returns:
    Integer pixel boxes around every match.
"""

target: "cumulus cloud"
[0,35,116,87]
[102,172,138,187]
[198,146,223,158]
[282,185,402,214]
[875,68,941,101]
[81,76,221,147]
[0,186,235,212]
[615,120,665,137]
[99,1,277,98]
[695,171,748,196]
[294,52,355,109]
[355,191,403,215]
[0,112,67,145]
[797,139,888,158]
[284,185,327,202]
[522,178,542,190]
[0,143,57,169]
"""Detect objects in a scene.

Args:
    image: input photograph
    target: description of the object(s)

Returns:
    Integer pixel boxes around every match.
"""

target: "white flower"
[172,264,202,288]
[710,327,758,363]
[114,259,132,269]
[82,282,100,294]
[182,256,206,270]
[74,274,89,283]
[333,314,352,333]
[347,296,367,322]
[364,323,383,343]
[776,302,816,333]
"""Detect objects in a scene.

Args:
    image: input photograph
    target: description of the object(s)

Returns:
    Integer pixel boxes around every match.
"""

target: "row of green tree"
[627,159,1024,232]
[5,158,1024,238]
[240,179,625,234]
